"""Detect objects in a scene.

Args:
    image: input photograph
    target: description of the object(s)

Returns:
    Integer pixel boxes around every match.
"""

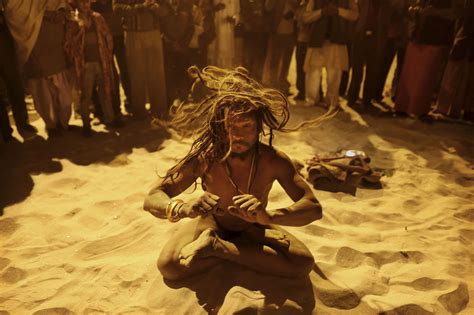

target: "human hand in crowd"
[284,10,295,20]
[178,192,220,218]
[214,2,226,11]
[228,194,271,224]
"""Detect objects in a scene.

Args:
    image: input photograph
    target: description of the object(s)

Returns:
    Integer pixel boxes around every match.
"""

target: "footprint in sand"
[383,304,433,315]
[335,247,370,269]
[50,178,86,190]
[438,282,469,314]
[393,277,452,291]
[179,229,217,267]
[0,257,10,271]
[33,308,75,315]
[366,250,426,267]
[454,207,474,222]
[0,266,27,284]
[0,218,18,237]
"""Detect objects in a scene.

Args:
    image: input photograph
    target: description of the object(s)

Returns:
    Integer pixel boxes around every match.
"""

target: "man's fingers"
[233,194,253,204]
[206,192,220,202]
[203,195,219,207]
[239,199,256,210]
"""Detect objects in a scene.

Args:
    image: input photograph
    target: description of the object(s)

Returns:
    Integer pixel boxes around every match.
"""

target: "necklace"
[224,149,258,195]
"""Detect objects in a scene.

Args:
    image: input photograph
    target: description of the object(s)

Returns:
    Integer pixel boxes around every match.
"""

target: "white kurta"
[208,0,240,69]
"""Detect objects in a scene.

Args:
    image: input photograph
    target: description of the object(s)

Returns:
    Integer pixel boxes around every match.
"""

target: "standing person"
[347,0,380,107]
[240,0,271,82]
[303,0,358,109]
[0,78,13,142]
[65,0,116,136]
[0,4,37,135]
[295,0,310,101]
[144,66,322,280]
[372,0,413,103]
[436,0,474,121]
[92,0,132,117]
[394,0,457,118]
[265,0,298,95]
[160,0,195,104]
[208,0,240,69]
[26,0,74,136]
[113,0,168,120]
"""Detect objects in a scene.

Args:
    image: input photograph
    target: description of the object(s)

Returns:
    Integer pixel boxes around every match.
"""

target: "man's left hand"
[228,194,271,224]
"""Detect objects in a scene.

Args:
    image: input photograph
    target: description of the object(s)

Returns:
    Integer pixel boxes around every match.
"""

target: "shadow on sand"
[0,119,170,215]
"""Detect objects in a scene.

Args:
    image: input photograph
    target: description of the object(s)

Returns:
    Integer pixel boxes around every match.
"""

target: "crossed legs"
[157,217,314,280]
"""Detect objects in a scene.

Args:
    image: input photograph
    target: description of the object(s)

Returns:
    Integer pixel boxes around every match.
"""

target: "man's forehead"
[228,110,257,123]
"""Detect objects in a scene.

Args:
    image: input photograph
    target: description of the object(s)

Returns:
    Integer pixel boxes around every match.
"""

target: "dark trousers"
[0,78,12,139]
[0,27,29,128]
[267,33,295,93]
[295,41,307,97]
[164,43,191,104]
[243,32,269,81]
[348,34,378,105]
[339,43,352,96]
[113,35,131,107]
[374,37,406,101]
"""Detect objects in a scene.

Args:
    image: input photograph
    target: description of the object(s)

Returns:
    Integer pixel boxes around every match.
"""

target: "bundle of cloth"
[306,150,383,195]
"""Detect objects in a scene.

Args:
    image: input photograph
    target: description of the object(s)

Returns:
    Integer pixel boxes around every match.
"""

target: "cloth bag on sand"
[306,150,382,195]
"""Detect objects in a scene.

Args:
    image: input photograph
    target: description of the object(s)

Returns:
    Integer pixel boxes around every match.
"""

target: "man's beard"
[229,143,256,160]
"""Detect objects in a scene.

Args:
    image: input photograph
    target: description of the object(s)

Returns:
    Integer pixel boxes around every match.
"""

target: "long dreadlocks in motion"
[164,65,338,182]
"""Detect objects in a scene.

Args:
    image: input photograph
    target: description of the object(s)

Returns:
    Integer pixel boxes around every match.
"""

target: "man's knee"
[157,250,184,281]
[291,252,314,277]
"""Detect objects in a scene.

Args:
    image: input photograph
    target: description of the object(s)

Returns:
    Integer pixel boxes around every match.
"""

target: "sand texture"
[0,104,473,314]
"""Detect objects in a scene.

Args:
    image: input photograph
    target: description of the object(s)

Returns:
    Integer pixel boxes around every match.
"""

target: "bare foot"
[178,229,220,267]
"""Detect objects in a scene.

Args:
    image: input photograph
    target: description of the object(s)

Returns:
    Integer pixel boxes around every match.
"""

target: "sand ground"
[0,97,473,314]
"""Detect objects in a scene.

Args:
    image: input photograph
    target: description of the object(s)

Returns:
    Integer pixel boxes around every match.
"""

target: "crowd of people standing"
[0,0,473,143]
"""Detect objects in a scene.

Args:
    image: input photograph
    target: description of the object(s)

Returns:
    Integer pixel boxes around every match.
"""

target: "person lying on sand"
[144,66,325,280]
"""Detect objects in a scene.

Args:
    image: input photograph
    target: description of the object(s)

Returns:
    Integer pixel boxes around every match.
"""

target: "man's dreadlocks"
[164,66,336,182]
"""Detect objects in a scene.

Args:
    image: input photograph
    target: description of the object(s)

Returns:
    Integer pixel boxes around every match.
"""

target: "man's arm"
[303,0,322,24]
[144,158,201,219]
[144,157,219,221]
[270,151,322,226]
[337,0,359,21]
[113,0,151,17]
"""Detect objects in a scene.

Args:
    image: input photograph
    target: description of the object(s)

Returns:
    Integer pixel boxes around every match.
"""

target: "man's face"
[226,111,259,155]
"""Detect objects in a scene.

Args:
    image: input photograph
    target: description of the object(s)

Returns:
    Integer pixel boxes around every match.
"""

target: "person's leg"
[0,79,13,140]
[113,35,132,107]
[147,30,168,119]
[362,35,379,105]
[305,67,322,106]
[95,63,114,124]
[157,217,222,280]
[347,38,366,105]
[80,62,97,131]
[295,41,308,99]
[279,34,295,94]
[177,223,314,279]
[125,31,147,117]
[28,77,57,130]
[53,71,73,129]
[326,67,342,109]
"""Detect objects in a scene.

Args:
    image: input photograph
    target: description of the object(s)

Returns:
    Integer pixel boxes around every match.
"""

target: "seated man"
[144,66,323,280]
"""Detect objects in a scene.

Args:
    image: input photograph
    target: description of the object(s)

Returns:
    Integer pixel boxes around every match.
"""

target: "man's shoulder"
[259,144,292,166]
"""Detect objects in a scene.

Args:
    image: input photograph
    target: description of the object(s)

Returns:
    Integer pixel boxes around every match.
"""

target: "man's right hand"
[179,192,220,218]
